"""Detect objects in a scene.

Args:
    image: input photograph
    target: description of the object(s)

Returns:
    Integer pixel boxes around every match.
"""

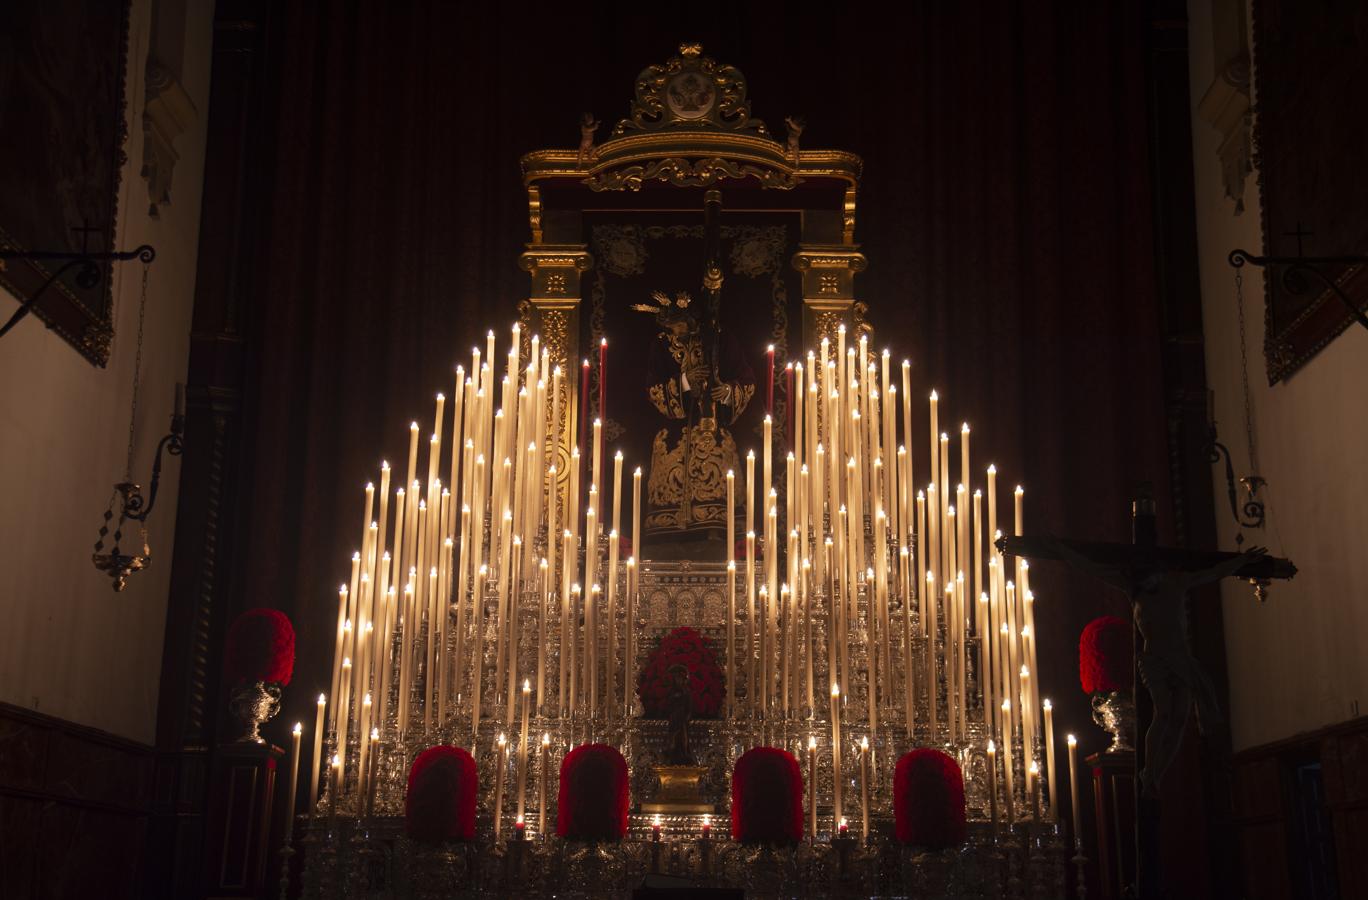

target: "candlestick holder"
[1071,839,1089,900]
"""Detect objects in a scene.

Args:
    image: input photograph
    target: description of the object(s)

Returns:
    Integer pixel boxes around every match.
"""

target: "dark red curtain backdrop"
[236,0,1166,816]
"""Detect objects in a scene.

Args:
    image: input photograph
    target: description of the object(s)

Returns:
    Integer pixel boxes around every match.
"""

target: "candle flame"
[1043,698,1053,711]
[988,739,996,753]
[860,736,869,750]
[809,735,818,749]
[293,722,302,735]
[523,679,531,693]
[832,683,840,697]
[1068,734,1077,747]
[318,694,326,705]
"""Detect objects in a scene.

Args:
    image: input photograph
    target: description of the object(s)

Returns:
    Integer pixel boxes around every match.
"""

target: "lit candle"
[366,727,380,817]
[766,344,775,415]
[1030,760,1041,823]
[859,736,870,841]
[726,560,737,720]
[987,739,1000,835]
[1044,699,1058,820]
[328,753,341,830]
[652,814,662,841]
[515,816,526,840]
[1001,699,1016,822]
[808,735,818,841]
[632,466,642,575]
[311,694,325,809]
[1067,734,1082,847]
[578,360,590,469]
[539,732,550,837]
[494,733,507,839]
[517,680,531,823]
[599,337,608,427]
[830,684,843,830]
[702,814,712,838]
[838,817,849,836]
[285,723,302,842]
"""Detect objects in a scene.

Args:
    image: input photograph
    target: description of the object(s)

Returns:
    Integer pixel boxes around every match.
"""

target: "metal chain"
[124,262,150,479]
[1233,267,1261,474]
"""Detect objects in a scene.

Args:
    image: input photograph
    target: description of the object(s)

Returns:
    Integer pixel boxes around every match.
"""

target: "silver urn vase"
[229,680,283,743]
[1090,690,1134,753]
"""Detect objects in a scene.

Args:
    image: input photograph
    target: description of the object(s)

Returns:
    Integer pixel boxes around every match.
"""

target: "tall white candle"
[1044,699,1058,820]
[1068,734,1082,848]
[311,694,325,809]
[286,723,302,841]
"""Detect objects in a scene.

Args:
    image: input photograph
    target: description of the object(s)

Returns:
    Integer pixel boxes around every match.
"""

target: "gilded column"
[792,246,869,348]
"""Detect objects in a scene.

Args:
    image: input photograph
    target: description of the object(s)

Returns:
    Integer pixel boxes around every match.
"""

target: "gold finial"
[679,43,702,59]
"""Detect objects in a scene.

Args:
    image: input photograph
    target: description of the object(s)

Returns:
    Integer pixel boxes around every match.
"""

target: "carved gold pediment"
[520,44,861,194]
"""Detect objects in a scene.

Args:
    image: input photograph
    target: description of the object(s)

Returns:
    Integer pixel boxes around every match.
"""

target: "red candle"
[515,816,527,840]
[766,345,775,415]
[652,814,662,841]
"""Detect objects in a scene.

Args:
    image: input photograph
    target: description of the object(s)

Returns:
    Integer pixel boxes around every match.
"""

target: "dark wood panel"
[1331,808,1368,897]
[0,795,40,898]
[0,701,152,899]
[1236,821,1292,900]
[0,714,48,792]
[1231,756,1282,820]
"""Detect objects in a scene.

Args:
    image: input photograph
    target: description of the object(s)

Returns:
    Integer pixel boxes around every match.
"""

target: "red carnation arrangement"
[893,749,966,848]
[557,743,629,841]
[636,626,724,718]
[223,608,295,685]
[406,746,478,842]
[1079,615,1133,694]
[731,747,804,844]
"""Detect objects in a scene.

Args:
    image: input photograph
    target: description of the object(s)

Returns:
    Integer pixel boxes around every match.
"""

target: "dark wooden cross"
[1282,221,1313,256]
[996,494,1296,899]
[72,220,104,254]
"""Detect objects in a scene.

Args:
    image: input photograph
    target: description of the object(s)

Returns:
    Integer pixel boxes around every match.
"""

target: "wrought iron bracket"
[0,244,155,339]
[1228,248,1368,333]
[1202,427,1265,532]
[122,410,186,523]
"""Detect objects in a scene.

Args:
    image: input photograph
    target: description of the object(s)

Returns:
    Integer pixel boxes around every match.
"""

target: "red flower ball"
[557,743,629,841]
[894,749,966,848]
[1079,615,1133,694]
[406,746,478,842]
[731,747,804,844]
[223,608,295,685]
[636,626,724,719]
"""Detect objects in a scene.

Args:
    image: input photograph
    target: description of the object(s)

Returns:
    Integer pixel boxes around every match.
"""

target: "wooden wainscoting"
[1230,714,1368,900]
[0,701,153,899]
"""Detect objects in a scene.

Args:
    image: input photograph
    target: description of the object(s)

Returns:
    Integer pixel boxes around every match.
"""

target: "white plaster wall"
[0,0,214,744]
[1188,1,1368,752]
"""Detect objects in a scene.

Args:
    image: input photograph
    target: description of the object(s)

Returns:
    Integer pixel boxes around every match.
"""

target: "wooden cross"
[1282,221,1313,257]
[71,219,104,255]
[997,493,1296,899]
